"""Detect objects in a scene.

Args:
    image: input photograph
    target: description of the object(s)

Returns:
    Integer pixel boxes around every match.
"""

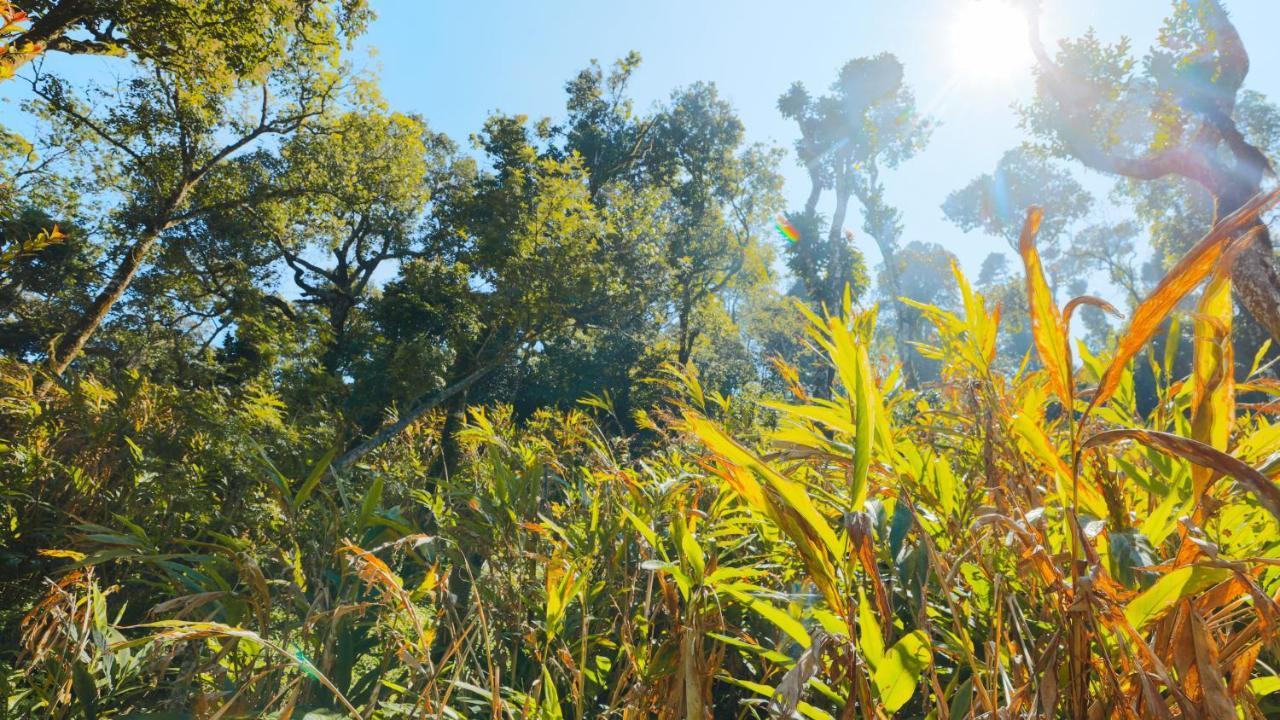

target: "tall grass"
[7,195,1280,717]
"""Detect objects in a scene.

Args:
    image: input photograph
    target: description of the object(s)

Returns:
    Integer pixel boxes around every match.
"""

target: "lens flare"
[774,214,800,243]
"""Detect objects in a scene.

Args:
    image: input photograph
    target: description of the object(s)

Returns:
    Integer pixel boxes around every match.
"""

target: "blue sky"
[356,0,1280,279]
[5,2,1278,290]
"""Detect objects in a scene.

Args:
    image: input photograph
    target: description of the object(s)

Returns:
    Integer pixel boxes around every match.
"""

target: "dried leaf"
[1063,295,1123,328]
[1088,189,1280,414]
[1188,605,1234,719]
[770,630,830,717]
[1082,428,1280,524]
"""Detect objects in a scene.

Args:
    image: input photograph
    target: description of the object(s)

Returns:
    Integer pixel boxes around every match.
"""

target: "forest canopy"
[5,1,1280,718]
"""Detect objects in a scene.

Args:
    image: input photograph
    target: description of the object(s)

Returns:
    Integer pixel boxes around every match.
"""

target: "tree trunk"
[677,302,694,366]
[803,165,823,218]
[322,296,354,376]
[332,361,495,472]
[879,254,919,388]
[1229,222,1280,333]
[1216,183,1280,346]
[826,205,852,308]
[36,226,162,396]
[432,392,468,480]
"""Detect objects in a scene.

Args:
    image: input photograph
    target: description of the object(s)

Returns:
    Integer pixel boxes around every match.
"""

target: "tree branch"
[1022,2,1219,191]
[333,361,500,472]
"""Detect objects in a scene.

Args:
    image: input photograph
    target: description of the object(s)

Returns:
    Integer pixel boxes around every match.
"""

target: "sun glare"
[949,0,1032,83]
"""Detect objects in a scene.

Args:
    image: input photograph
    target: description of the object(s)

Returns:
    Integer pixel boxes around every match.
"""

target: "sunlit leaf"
[1017,206,1072,405]
[1189,242,1240,494]
[1123,566,1231,631]
[1083,428,1280,524]
[1089,189,1280,414]
[872,630,932,712]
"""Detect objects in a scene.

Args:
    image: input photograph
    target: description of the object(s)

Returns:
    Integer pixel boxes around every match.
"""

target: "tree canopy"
[6,2,1280,718]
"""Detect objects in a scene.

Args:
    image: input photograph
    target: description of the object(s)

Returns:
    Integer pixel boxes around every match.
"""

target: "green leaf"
[717,675,836,720]
[72,662,98,720]
[541,665,563,719]
[293,445,338,509]
[1124,566,1231,631]
[851,344,876,510]
[706,632,793,664]
[358,475,383,530]
[674,514,705,586]
[872,630,932,712]
[810,608,846,638]
[747,597,810,648]
[1249,675,1280,698]
[619,505,658,550]
[858,587,884,669]
[1138,488,1184,547]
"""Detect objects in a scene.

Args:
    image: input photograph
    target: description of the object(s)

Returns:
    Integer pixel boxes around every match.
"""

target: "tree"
[337,116,626,470]
[557,51,652,198]
[1061,220,1145,307]
[1115,89,1280,267]
[1021,0,1280,343]
[552,59,784,408]
[0,0,369,81]
[879,240,959,383]
[942,146,1092,264]
[646,83,784,366]
[251,106,454,377]
[778,53,932,387]
[20,8,350,395]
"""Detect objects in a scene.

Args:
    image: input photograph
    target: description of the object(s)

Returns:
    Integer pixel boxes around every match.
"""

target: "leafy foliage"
[6,2,1280,718]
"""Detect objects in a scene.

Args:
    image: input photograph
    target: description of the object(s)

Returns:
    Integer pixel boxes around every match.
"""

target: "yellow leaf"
[685,413,842,557]
[1018,207,1073,406]
[1189,246,1238,496]
[1011,402,1109,518]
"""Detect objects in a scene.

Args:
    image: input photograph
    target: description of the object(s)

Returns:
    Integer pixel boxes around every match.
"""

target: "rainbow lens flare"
[774,214,800,243]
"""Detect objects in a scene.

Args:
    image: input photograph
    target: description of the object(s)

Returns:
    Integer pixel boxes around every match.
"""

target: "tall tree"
[646,83,784,366]
[252,106,455,377]
[778,52,930,381]
[942,146,1092,265]
[1021,0,1280,343]
[655,89,783,366]
[21,5,351,395]
[558,51,652,198]
[337,115,633,470]
[879,240,959,383]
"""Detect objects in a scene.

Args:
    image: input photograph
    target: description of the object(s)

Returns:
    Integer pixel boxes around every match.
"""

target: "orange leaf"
[1063,295,1122,328]
[1088,189,1280,415]
[1188,605,1235,719]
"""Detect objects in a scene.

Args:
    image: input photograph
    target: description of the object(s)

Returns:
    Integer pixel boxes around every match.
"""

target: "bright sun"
[949,0,1032,83]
